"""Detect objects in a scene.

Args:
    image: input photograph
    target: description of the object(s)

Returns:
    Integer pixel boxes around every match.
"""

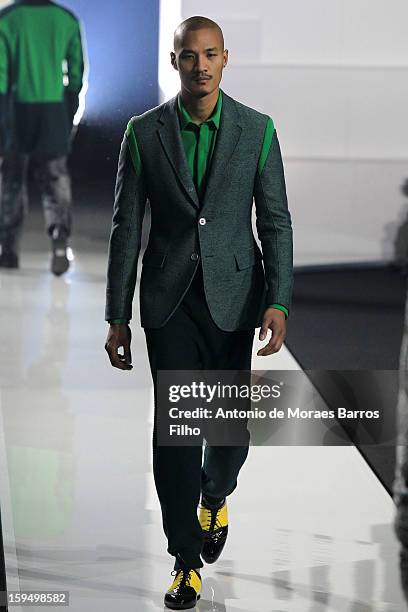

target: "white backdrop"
[160,0,408,265]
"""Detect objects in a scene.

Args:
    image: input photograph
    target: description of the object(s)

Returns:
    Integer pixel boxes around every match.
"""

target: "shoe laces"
[200,501,224,530]
[170,568,197,590]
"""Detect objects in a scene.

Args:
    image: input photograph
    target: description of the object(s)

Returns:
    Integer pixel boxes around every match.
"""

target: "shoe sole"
[164,594,200,609]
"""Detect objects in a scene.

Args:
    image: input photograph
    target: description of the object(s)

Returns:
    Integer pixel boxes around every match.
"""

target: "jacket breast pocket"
[142,249,167,268]
[234,247,256,270]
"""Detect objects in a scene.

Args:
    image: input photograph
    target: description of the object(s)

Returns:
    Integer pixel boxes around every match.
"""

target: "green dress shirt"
[110,90,289,324]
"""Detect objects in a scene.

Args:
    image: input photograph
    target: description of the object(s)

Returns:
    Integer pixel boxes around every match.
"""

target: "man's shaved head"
[174,16,224,51]
[171,15,228,100]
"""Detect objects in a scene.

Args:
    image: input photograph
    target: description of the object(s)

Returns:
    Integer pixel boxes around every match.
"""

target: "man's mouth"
[194,77,211,82]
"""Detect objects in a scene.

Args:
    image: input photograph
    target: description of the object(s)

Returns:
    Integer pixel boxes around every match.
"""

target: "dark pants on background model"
[144,262,255,570]
[0,152,72,252]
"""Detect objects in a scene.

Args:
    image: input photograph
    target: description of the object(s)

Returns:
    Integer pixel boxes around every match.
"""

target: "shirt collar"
[177,89,223,130]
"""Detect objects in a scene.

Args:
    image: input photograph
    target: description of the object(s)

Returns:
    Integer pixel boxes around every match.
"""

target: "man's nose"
[195,55,208,73]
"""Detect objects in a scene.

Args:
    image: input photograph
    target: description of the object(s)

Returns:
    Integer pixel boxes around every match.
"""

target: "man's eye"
[208,53,217,57]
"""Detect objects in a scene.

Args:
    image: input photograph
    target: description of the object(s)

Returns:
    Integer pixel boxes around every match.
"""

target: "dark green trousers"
[144,263,255,569]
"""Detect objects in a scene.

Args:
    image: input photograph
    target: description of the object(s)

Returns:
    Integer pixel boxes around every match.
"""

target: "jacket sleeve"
[254,126,294,313]
[0,23,9,152]
[105,123,147,321]
[65,19,85,123]
[0,20,8,94]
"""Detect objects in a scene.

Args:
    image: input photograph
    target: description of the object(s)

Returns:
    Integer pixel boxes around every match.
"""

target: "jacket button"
[190,253,199,261]
[199,217,206,225]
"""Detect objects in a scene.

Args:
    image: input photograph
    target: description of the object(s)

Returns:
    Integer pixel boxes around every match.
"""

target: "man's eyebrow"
[180,47,219,53]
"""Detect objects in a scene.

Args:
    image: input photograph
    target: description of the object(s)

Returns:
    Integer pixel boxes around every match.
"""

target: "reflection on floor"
[0,242,406,611]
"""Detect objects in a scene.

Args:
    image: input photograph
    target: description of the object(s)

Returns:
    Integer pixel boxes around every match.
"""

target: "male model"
[0,0,85,274]
[105,16,293,610]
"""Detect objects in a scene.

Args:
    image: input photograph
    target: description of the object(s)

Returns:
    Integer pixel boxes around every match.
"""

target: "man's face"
[171,27,228,97]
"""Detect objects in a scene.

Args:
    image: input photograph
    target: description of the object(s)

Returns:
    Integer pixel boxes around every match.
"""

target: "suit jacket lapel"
[201,92,242,211]
[157,96,200,209]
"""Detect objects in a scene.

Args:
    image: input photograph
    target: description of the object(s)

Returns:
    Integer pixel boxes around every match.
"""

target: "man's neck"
[179,87,220,125]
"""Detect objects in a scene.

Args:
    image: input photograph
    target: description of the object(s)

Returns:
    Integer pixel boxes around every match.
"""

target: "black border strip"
[0,507,8,611]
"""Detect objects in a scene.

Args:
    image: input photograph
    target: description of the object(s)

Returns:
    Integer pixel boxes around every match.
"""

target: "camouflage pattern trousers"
[0,152,72,251]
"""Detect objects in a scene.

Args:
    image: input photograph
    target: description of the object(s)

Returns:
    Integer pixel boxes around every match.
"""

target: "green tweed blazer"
[105,90,293,331]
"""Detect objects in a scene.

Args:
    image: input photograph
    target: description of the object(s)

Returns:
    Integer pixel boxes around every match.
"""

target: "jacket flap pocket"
[142,250,167,268]
[234,247,256,270]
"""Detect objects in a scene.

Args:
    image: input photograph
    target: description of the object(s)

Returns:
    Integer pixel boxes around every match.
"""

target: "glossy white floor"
[0,243,405,611]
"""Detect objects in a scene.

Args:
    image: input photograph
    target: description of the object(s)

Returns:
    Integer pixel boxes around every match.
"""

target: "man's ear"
[223,49,229,68]
[170,52,178,71]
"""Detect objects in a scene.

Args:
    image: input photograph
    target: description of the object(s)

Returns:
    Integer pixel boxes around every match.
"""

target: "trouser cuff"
[201,494,225,508]
[173,551,204,571]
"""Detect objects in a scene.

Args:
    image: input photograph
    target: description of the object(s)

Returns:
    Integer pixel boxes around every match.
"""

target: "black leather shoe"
[51,226,69,276]
[199,496,228,564]
[164,567,201,609]
[0,249,19,269]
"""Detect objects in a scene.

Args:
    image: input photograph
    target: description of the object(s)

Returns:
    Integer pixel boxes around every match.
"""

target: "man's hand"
[257,308,286,356]
[105,323,133,370]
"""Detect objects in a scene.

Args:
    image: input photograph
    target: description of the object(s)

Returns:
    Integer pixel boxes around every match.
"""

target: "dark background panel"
[63,0,160,180]
[285,263,407,496]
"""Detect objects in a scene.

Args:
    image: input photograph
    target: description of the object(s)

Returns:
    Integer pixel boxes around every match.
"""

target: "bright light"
[158,0,182,102]
[73,21,89,126]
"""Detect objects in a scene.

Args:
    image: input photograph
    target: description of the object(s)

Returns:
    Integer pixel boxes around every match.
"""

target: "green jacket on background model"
[0,0,85,155]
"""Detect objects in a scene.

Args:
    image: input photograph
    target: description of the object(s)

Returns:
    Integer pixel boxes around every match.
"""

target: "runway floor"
[0,231,406,611]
